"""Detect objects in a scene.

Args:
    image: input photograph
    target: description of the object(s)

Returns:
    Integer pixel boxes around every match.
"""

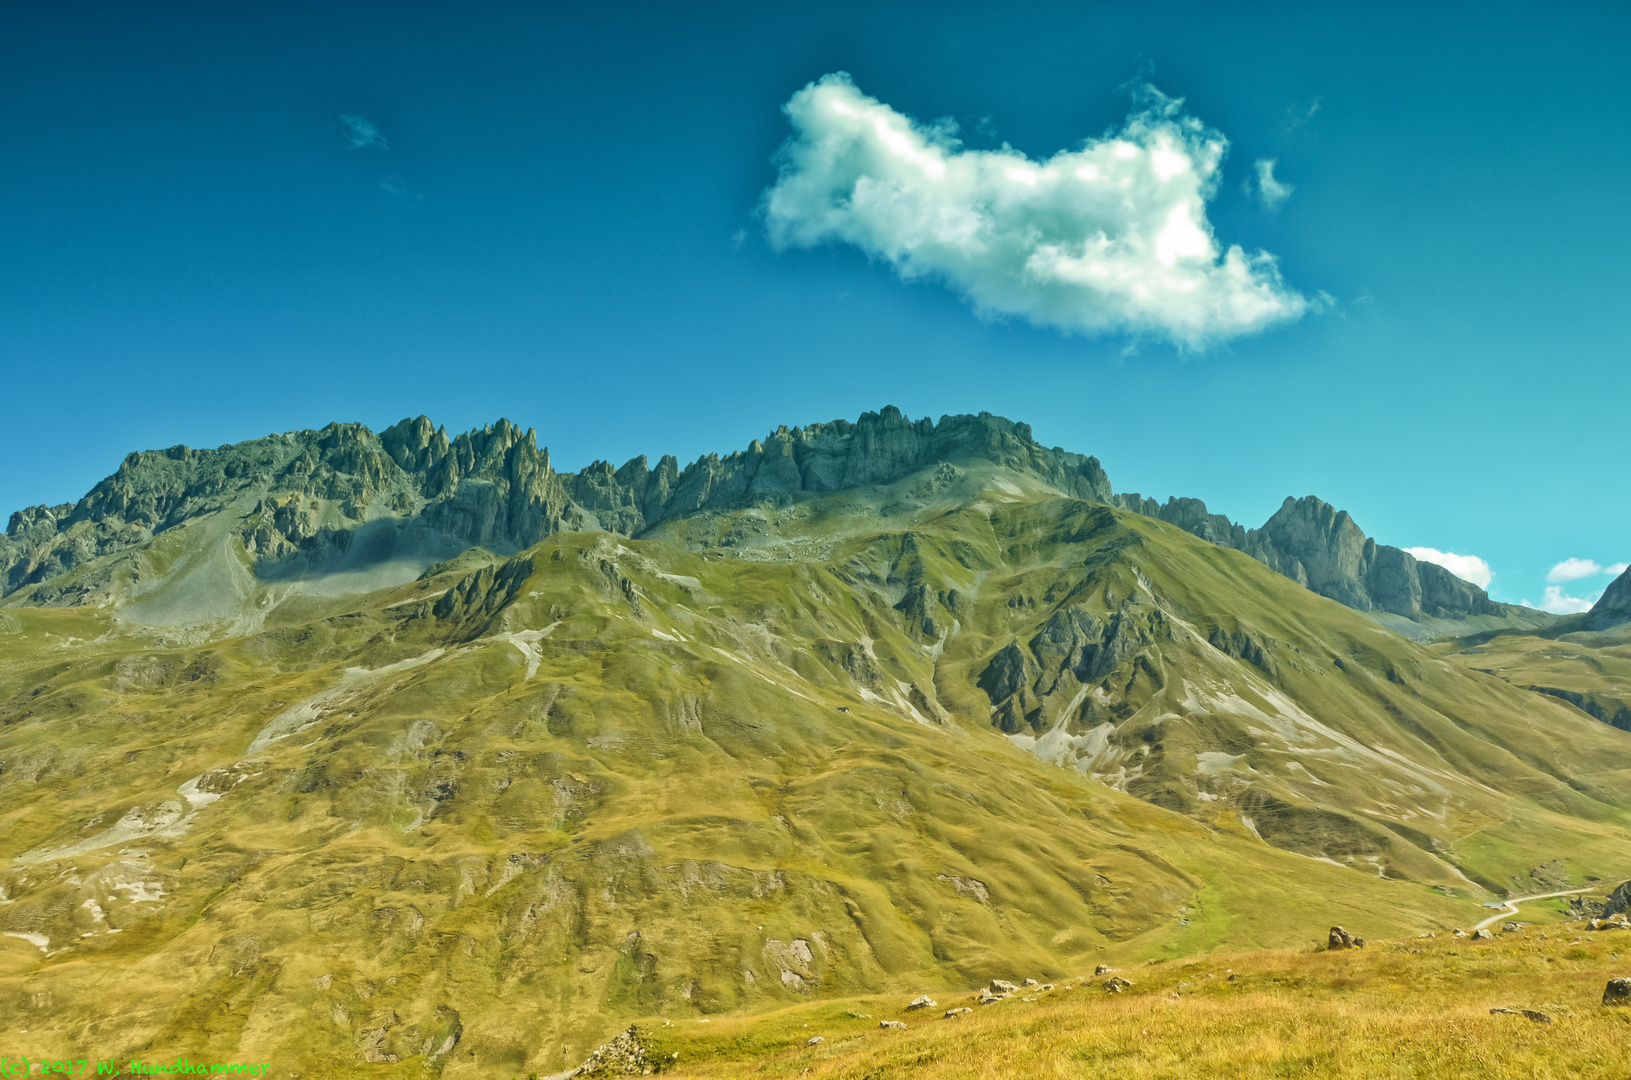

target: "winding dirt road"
[1471,887,1595,931]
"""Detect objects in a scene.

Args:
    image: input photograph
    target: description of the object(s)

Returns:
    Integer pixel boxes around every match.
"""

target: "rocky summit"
[2,408,1629,1075]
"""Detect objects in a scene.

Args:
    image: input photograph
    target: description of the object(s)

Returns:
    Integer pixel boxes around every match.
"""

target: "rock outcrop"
[566,1025,651,1077]
[1600,880,1631,920]
[1113,492,1512,622]
[0,409,1109,607]
[1587,567,1631,630]
[0,405,1543,635]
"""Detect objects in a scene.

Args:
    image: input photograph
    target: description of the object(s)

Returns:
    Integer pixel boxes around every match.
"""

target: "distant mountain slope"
[2,408,1542,639]
[1440,566,1631,737]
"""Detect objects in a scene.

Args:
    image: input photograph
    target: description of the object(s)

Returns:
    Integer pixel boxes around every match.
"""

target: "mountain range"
[2,407,1627,1073]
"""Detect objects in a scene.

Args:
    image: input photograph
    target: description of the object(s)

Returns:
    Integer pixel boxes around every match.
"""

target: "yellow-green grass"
[639,927,1631,1079]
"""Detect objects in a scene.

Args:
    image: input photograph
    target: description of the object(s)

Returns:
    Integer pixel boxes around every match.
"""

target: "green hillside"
[4,438,1631,1074]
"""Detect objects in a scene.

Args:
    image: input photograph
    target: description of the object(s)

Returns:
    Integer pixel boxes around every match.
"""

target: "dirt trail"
[1471,887,1594,931]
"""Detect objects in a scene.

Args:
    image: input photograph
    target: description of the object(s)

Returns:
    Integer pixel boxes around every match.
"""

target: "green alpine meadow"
[3,409,1629,1076]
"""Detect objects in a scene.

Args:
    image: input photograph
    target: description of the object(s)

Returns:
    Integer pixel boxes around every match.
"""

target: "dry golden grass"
[639,929,1631,1079]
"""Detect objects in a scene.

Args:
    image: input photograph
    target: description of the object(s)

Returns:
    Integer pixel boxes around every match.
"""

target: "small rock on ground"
[1603,977,1631,1006]
[1490,1007,1553,1024]
[879,1020,907,1030]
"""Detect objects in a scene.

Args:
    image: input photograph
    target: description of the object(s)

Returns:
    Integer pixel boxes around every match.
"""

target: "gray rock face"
[1588,567,1631,629]
[1113,492,1508,622]
[0,403,1537,634]
[1,407,1110,606]
[1526,687,1631,732]
[1600,880,1631,920]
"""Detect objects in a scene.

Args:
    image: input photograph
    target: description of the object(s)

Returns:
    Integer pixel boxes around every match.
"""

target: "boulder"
[806,1036,823,1046]
[1093,964,1114,976]
[1502,922,1524,933]
[1104,976,1134,993]
[1021,978,1039,987]
[989,979,1019,994]
[1472,929,1494,941]
[1452,929,1469,939]
[1604,977,1631,1007]
[1588,915,1630,932]
[975,990,1003,1006]
[1490,1007,1553,1024]
[944,1007,972,1019]
[566,1025,650,1078]
[1328,926,1356,950]
[905,995,937,1011]
[879,1020,907,1030]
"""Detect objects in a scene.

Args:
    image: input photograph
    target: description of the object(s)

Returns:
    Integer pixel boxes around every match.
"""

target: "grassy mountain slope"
[4,457,1630,1073]
[1439,617,1631,737]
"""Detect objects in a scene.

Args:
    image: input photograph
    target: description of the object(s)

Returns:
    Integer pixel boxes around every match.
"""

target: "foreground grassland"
[639,926,1631,1079]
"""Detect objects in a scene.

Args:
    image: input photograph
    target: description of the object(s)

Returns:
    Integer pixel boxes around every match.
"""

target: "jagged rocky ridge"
[2,406,1527,629]
[0,408,1107,607]
[1110,492,1523,623]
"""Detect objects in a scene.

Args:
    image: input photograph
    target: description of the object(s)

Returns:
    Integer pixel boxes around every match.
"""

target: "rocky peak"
[0,408,1109,606]
[1113,491,1507,623]
[1588,567,1631,629]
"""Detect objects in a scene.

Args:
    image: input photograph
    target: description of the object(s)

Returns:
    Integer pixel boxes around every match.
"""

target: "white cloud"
[762,74,1309,347]
[1607,562,1630,577]
[1548,557,1603,583]
[340,114,388,150]
[1403,547,1493,589]
[1252,158,1293,210]
[1536,585,1596,614]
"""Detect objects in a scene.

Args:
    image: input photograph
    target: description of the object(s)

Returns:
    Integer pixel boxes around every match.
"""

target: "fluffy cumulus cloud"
[339,114,388,150]
[1402,547,1493,590]
[1609,562,1630,577]
[1537,586,1596,614]
[1547,557,1603,583]
[762,74,1309,347]
[1252,158,1293,210]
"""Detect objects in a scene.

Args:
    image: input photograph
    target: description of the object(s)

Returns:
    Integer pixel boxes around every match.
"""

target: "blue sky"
[1,1,1626,610]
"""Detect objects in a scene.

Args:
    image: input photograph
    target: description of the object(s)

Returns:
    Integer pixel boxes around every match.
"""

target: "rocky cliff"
[3,404,1541,633]
[1112,492,1515,622]
[0,407,1110,607]
[1588,567,1631,630]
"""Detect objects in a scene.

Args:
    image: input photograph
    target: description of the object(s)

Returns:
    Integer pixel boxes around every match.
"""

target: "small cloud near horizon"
[1548,557,1603,583]
[1403,547,1492,590]
[1608,562,1630,577]
[760,73,1309,349]
[1529,585,1598,614]
[340,114,388,150]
